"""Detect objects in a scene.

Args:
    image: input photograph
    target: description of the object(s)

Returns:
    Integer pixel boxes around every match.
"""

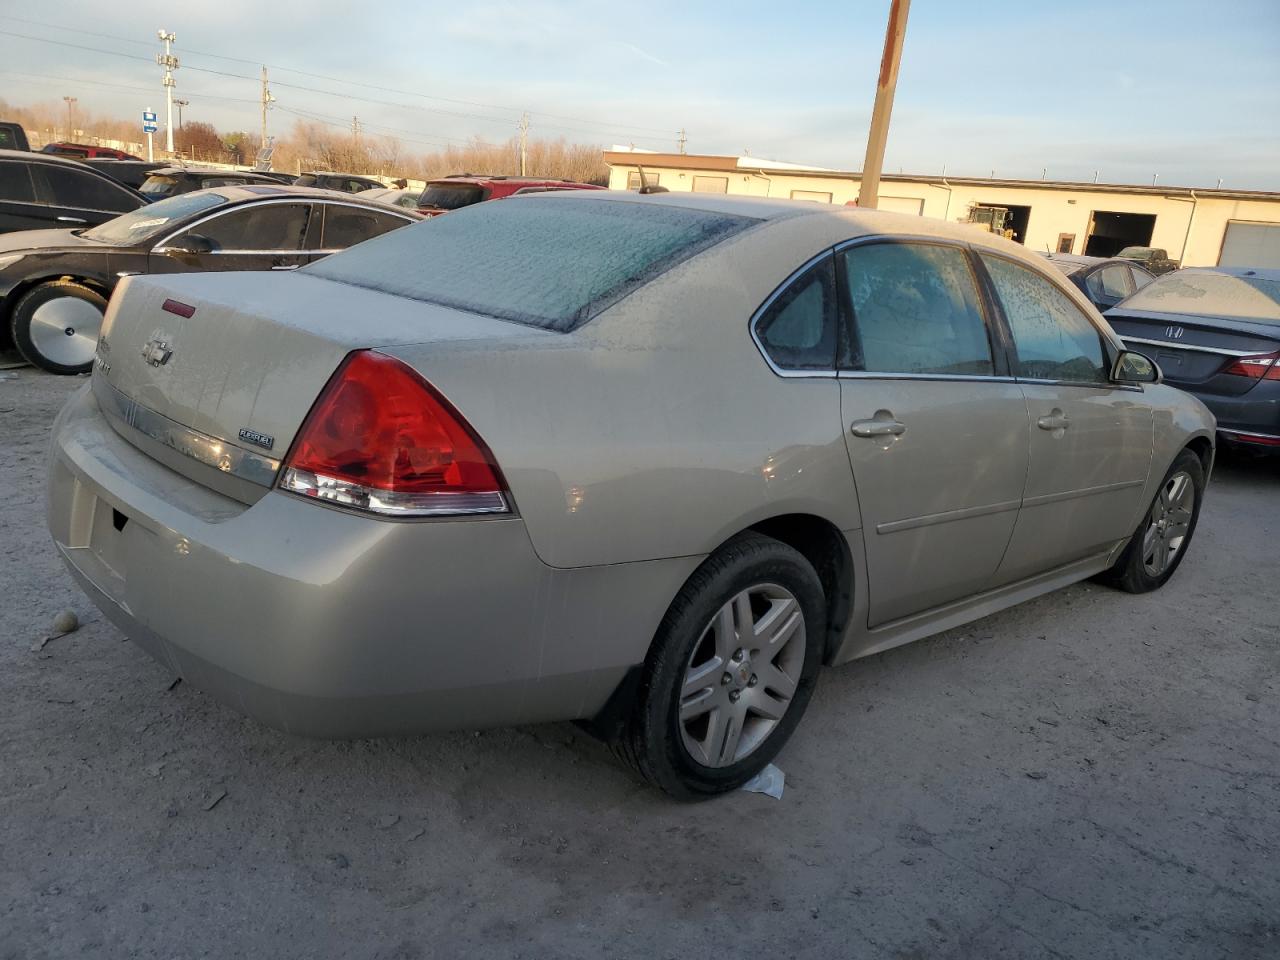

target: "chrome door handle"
[57,216,87,224]
[1037,411,1070,431]
[270,264,301,270]
[850,418,906,438]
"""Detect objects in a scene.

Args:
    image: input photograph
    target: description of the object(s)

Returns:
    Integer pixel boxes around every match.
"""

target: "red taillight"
[1222,351,1280,380]
[279,350,508,517]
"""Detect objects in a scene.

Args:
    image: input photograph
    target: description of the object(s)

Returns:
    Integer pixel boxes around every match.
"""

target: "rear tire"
[10,280,106,375]
[1101,449,1205,594]
[613,533,825,799]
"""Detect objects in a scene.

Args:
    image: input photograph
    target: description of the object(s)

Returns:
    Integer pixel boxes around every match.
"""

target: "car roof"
[0,148,111,168]
[176,183,421,212]
[1040,253,1104,267]
[300,171,379,178]
[151,166,279,178]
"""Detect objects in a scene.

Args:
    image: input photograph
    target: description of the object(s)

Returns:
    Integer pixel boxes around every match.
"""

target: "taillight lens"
[1222,351,1280,380]
[279,350,508,517]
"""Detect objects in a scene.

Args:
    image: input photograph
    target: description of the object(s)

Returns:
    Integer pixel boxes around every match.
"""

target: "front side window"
[754,256,838,371]
[842,242,994,376]
[180,202,310,252]
[1086,264,1132,301]
[982,254,1108,384]
[35,165,138,212]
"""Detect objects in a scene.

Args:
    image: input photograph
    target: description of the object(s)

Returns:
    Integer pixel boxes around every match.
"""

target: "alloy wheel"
[1141,470,1195,577]
[678,582,806,768]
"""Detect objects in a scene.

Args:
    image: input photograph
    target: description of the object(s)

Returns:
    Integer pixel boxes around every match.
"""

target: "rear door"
[150,201,314,275]
[29,162,143,228]
[837,239,1030,627]
[978,253,1153,581]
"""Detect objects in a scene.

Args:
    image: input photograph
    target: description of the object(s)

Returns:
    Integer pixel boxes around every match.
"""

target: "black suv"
[294,171,384,193]
[139,166,287,199]
[0,150,146,235]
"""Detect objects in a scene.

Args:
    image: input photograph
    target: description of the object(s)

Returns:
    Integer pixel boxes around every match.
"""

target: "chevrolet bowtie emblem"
[142,338,172,367]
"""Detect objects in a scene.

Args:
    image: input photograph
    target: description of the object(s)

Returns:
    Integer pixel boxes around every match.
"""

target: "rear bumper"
[47,384,687,737]
[1172,384,1280,445]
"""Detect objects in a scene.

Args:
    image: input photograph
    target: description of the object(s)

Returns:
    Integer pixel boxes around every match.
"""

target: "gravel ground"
[1,364,1277,960]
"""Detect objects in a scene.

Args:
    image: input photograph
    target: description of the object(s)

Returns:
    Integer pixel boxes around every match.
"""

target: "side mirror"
[1113,349,1161,384]
[159,233,215,255]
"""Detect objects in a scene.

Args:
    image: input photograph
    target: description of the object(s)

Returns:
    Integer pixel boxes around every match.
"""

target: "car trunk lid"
[94,271,542,503]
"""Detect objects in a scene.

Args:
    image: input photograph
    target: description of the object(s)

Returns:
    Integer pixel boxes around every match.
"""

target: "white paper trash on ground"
[740,763,785,799]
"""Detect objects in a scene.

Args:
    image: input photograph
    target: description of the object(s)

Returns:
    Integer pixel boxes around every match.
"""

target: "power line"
[0,16,679,139]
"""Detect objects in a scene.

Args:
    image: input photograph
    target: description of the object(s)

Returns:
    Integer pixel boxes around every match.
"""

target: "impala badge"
[1164,325,1185,340]
[142,338,172,367]
[238,428,275,451]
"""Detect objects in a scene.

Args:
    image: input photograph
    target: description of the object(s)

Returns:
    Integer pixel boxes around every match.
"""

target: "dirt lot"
[1,365,1277,960]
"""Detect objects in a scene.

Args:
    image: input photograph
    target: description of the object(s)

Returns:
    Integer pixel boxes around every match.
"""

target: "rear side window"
[982,254,1108,384]
[35,165,139,212]
[307,197,756,332]
[842,242,994,376]
[0,161,36,202]
[754,256,838,371]
[321,206,408,248]
[1129,266,1154,291]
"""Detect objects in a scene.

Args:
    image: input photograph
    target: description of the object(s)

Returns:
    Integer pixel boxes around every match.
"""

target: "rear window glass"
[83,191,228,245]
[1120,272,1280,324]
[140,175,179,197]
[307,197,756,332]
[419,183,485,210]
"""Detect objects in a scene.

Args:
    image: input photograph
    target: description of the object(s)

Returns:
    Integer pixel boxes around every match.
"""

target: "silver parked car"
[48,193,1215,797]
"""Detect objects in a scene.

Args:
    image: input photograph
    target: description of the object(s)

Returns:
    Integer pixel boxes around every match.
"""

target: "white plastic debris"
[740,763,785,799]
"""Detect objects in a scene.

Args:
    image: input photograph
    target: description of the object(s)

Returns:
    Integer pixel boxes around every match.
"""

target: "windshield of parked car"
[1119,271,1280,323]
[83,191,229,245]
[307,196,757,331]
[418,182,486,210]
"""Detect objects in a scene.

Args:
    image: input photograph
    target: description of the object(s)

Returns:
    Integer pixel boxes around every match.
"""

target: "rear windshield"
[84,191,228,245]
[419,183,486,210]
[1120,271,1280,324]
[307,196,757,331]
[140,175,179,197]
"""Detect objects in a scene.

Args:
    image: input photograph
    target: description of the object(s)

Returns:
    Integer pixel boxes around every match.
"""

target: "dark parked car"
[0,150,146,235]
[0,185,419,373]
[1106,267,1280,450]
[1039,252,1156,312]
[83,159,167,190]
[417,174,605,215]
[1116,246,1179,275]
[0,122,30,152]
[139,166,286,199]
[294,171,383,193]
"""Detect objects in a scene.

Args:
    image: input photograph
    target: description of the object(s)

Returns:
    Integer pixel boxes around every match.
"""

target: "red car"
[417,174,604,215]
[40,142,141,160]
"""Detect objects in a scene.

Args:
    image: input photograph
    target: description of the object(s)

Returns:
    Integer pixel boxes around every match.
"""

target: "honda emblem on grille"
[1164,325,1185,340]
[142,338,172,367]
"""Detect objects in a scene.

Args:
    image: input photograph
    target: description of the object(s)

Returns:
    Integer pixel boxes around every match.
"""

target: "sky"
[1,0,1277,189]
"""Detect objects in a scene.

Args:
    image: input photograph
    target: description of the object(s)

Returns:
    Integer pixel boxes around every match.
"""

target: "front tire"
[10,280,107,375]
[1102,449,1205,594]
[614,533,825,799]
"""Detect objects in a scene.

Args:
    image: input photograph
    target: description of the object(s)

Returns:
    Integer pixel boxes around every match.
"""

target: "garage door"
[878,195,924,216]
[1219,221,1280,269]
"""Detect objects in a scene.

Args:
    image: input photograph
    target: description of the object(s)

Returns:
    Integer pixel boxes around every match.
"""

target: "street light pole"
[62,96,77,141]
[174,98,188,129]
[857,0,911,209]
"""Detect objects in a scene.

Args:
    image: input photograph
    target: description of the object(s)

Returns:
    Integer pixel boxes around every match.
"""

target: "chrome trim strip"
[876,498,1022,535]
[1119,335,1260,358]
[1022,478,1145,508]
[97,379,279,487]
[839,371,1016,383]
[1221,428,1280,441]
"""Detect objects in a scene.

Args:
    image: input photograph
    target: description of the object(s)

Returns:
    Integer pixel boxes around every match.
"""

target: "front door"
[978,253,1153,581]
[149,201,314,276]
[837,240,1031,627]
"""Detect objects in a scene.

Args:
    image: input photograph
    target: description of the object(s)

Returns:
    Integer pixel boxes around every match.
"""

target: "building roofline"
[601,151,1280,202]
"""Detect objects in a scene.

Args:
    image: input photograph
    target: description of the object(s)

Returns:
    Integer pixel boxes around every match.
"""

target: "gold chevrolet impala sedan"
[47,192,1215,797]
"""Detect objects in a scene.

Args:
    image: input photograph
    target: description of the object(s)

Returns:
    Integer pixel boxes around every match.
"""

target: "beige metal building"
[604,151,1280,269]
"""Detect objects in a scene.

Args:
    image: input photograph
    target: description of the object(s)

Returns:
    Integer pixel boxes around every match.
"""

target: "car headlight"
[0,253,26,271]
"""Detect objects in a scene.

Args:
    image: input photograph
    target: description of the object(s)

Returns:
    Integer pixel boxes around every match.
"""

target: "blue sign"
[143,124,158,133]
[143,111,157,122]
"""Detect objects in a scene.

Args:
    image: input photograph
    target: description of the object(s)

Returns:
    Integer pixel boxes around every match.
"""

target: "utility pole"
[62,96,76,141]
[518,112,529,176]
[174,98,188,129]
[677,128,687,155]
[856,0,910,208]
[260,66,274,154]
[860,0,911,208]
[351,115,361,145]
[156,29,178,154]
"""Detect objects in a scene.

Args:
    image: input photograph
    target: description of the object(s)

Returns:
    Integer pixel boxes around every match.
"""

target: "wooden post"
[857,0,911,209]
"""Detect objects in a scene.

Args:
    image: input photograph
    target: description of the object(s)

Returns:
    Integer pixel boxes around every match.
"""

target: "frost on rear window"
[1121,272,1280,324]
[305,197,757,331]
